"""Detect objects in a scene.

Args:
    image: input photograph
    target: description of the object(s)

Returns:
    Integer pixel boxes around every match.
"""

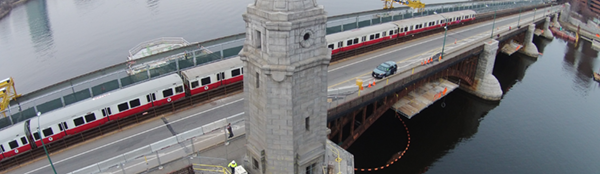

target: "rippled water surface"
[0,0,460,94]
[348,38,600,173]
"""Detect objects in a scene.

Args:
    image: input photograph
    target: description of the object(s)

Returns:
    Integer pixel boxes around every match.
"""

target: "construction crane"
[383,0,425,11]
[0,77,21,118]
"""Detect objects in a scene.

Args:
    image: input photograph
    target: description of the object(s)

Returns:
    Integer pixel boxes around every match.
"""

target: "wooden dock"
[391,79,459,119]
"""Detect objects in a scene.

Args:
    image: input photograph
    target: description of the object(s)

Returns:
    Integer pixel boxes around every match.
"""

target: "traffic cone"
[368,82,372,88]
[454,39,456,44]
[373,80,376,86]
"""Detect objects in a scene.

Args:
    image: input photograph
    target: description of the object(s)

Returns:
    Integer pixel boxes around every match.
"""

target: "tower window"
[252,157,259,169]
[255,30,262,49]
[256,72,260,88]
[303,33,310,40]
[305,117,310,131]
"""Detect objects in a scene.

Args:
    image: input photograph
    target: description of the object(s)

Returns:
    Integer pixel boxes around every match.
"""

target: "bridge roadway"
[8,8,548,174]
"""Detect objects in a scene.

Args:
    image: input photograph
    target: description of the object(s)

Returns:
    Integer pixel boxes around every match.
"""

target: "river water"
[0,0,462,94]
[347,37,600,173]
[2,0,599,173]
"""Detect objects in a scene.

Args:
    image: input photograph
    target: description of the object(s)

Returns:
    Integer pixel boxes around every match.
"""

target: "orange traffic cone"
[359,85,363,90]
[454,39,457,44]
[373,81,376,86]
[368,82,372,88]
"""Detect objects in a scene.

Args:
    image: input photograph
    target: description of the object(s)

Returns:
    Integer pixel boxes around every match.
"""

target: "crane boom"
[383,0,425,11]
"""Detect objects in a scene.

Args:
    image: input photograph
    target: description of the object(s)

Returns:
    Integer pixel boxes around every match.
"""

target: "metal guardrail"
[0,0,547,131]
[67,114,244,174]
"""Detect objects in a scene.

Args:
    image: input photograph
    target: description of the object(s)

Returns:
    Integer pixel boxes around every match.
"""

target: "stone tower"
[238,0,330,173]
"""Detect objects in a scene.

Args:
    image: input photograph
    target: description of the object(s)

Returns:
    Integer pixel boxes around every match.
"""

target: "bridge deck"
[391,79,458,119]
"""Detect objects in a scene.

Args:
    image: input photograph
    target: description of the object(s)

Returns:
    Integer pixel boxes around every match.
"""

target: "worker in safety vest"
[228,160,238,174]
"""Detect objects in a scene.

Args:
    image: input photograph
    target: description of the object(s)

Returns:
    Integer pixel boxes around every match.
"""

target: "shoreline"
[0,0,30,20]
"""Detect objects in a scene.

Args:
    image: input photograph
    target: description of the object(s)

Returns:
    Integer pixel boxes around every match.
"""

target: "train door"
[146,93,157,107]
[23,120,37,149]
[58,121,68,136]
[101,107,113,121]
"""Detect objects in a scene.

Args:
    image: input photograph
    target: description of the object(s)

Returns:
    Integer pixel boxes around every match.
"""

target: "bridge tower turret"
[238,0,331,173]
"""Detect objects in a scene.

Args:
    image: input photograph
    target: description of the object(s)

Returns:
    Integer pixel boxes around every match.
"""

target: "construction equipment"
[383,0,425,11]
[0,77,21,117]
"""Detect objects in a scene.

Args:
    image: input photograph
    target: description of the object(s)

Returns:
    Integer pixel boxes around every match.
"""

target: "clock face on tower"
[300,29,314,48]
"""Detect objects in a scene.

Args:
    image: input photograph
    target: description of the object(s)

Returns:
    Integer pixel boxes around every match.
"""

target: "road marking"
[24,99,245,174]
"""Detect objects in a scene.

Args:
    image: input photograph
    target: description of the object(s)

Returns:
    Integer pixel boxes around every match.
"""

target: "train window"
[410,26,413,30]
[241,67,243,74]
[175,86,184,93]
[404,27,408,31]
[346,40,352,46]
[191,81,199,89]
[8,140,17,149]
[107,107,112,115]
[21,137,28,145]
[369,34,374,40]
[42,128,53,137]
[395,29,399,34]
[337,41,342,48]
[0,144,4,152]
[162,89,174,97]
[353,38,359,44]
[217,72,225,81]
[232,69,241,77]
[201,77,211,86]
[375,33,380,39]
[33,132,40,140]
[389,30,393,36]
[118,102,130,112]
[400,28,404,32]
[328,44,334,50]
[382,32,386,37]
[74,117,85,126]
[361,36,366,42]
[85,113,96,122]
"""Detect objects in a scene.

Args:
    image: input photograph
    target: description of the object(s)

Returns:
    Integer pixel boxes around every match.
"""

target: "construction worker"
[228,160,238,174]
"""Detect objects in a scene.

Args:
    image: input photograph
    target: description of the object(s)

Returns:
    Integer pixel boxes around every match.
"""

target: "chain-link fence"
[0,0,547,131]
[67,114,244,174]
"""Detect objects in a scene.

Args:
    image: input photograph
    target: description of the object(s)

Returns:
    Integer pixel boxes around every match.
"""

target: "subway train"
[0,10,476,162]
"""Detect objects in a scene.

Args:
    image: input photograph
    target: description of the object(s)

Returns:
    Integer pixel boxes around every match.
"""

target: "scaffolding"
[0,77,21,118]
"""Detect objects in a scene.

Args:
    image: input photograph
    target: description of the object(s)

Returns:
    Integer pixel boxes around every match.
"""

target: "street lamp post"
[518,6,522,27]
[490,9,497,38]
[434,12,448,60]
[531,8,537,22]
[37,112,57,174]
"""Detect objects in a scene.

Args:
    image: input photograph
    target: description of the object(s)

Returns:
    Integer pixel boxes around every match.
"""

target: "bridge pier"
[552,13,561,29]
[463,39,503,101]
[542,17,553,39]
[518,24,540,58]
[559,3,571,24]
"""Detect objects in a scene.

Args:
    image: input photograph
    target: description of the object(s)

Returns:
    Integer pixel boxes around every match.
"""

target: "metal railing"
[0,0,547,131]
[67,114,244,174]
